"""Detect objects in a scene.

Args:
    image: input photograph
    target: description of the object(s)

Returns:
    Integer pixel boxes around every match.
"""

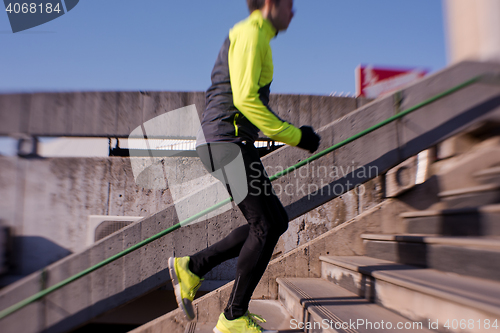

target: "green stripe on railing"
[0,74,484,320]
[270,75,482,181]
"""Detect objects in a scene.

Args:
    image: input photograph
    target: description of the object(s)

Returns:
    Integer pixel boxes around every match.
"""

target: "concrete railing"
[1,61,500,333]
[0,93,369,280]
[0,91,370,138]
[0,92,369,275]
[0,93,370,333]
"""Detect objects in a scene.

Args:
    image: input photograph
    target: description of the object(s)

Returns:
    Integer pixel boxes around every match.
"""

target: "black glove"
[297,126,321,153]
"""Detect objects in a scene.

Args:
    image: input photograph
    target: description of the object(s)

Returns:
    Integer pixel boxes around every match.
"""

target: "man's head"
[247,0,267,12]
[247,0,294,32]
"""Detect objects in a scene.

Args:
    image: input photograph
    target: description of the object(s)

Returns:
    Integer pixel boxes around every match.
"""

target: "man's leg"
[188,142,252,277]
[188,224,249,277]
[171,142,288,321]
[222,144,289,320]
[169,142,249,320]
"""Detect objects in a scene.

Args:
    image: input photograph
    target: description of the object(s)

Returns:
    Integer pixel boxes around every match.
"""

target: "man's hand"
[297,126,321,153]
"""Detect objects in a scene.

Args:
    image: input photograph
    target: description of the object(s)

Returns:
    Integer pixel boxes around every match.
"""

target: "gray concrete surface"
[0,156,173,277]
[128,197,414,333]
[320,255,500,333]
[1,60,500,333]
[401,204,500,236]
[0,93,370,280]
[103,60,498,332]
[0,91,370,138]
[277,277,434,333]
[0,92,375,332]
[180,300,295,333]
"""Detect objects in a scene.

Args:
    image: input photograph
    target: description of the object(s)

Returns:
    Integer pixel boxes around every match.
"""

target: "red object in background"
[356,65,428,98]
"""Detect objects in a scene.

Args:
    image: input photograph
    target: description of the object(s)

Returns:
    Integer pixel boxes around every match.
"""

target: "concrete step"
[277,277,434,333]
[123,199,402,333]
[438,184,500,209]
[400,204,500,236]
[183,300,296,333]
[474,166,500,184]
[320,256,500,333]
[360,234,500,280]
[435,143,500,193]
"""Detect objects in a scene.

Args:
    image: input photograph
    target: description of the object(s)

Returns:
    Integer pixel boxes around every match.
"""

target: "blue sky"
[0,0,447,96]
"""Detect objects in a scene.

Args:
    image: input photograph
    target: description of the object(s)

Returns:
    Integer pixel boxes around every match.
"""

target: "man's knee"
[251,220,287,240]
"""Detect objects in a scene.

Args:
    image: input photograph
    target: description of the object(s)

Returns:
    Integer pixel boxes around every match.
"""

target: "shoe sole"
[213,324,278,333]
[213,327,278,333]
[168,257,195,321]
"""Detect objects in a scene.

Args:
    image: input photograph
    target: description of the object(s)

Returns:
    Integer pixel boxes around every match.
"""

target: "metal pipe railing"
[0,74,487,320]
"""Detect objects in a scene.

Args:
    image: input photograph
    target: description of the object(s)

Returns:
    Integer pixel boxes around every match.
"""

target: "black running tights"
[188,142,289,320]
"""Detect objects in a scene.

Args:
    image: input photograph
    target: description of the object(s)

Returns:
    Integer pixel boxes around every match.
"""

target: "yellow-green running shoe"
[168,256,203,320]
[213,312,277,333]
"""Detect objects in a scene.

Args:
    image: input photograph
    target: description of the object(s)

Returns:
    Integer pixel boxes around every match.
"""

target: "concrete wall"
[277,176,383,257]
[129,197,412,333]
[445,0,500,64]
[0,157,382,284]
[0,93,370,278]
[0,91,370,138]
[0,156,172,277]
[1,61,500,333]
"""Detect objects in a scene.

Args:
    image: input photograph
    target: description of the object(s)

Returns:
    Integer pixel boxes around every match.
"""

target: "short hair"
[247,0,280,12]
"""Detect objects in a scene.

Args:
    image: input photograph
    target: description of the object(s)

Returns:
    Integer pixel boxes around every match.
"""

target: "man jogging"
[169,0,320,332]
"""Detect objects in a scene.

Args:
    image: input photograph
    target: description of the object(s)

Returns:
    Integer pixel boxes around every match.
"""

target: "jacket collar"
[249,10,277,39]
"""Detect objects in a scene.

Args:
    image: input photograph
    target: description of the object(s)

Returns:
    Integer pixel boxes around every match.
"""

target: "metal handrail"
[0,74,487,320]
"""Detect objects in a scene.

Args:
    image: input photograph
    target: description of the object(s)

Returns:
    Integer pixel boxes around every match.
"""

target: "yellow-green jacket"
[197,10,302,147]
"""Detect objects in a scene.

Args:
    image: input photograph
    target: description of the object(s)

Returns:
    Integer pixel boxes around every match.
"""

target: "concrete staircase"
[2,61,500,333]
[182,300,296,333]
[131,80,500,332]
[278,275,435,333]
[275,136,500,333]
[131,135,500,333]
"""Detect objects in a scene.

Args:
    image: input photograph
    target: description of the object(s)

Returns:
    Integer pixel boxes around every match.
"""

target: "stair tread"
[361,233,434,242]
[400,204,500,218]
[184,300,294,333]
[439,183,500,197]
[183,322,214,333]
[319,256,500,315]
[320,255,414,273]
[278,277,434,333]
[360,234,500,249]
[474,166,500,178]
[184,323,302,333]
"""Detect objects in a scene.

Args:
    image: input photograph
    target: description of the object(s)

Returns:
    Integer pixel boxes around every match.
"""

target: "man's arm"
[228,24,302,146]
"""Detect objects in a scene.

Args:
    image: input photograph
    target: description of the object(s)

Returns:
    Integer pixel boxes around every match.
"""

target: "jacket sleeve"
[228,25,302,146]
